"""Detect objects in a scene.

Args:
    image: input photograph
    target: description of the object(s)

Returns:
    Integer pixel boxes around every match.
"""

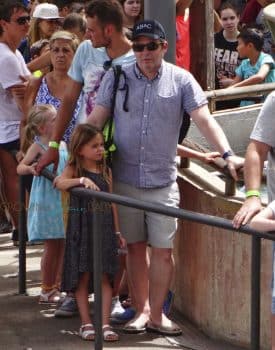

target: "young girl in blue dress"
[17,104,67,304]
[55,124,126,342]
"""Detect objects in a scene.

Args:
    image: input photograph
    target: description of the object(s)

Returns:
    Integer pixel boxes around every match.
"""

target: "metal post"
[18,176,27,295]
[93,199,103,350]
[144,0,176,63]
[251,236,261,350]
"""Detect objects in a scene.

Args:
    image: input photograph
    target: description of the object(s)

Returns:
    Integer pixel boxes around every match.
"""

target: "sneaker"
[54,296,78,317]
[111,296,125,318]
[111,307,136,324]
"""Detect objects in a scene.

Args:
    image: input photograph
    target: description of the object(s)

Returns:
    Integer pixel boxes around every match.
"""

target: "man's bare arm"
[51,78,82,142]
[190,104,244,180]
[86,105,111,129]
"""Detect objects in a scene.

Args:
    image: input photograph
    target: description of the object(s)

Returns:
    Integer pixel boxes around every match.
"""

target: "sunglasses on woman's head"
[13,15,31,25]
[132,41,162,52]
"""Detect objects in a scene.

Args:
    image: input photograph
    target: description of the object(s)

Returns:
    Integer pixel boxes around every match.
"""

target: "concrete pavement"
[0,233,246,350]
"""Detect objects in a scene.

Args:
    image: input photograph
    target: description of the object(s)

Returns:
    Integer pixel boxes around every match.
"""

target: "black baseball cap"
[132,20,166,41]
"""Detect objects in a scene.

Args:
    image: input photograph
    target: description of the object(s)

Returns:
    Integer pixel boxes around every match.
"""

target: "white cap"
[263,3,275,23]
[32,3,62,19]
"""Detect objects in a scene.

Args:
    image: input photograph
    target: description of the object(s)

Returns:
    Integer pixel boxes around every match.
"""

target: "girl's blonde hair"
[68,124,109,181]
[28,17,44,47]
[23,104,56,153]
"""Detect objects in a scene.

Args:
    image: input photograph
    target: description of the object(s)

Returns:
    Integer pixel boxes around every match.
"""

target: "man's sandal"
[102,325,119,342]
[79,323,95,341]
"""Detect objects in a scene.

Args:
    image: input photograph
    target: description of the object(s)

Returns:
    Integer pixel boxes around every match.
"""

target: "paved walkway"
[0,233,246,350]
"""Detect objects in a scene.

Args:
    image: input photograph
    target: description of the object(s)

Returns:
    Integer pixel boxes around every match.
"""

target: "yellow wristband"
[48,141,59,149]
[245,190,260,198]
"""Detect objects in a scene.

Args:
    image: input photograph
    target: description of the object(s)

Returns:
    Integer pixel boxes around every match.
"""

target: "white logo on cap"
[137,23,152,30]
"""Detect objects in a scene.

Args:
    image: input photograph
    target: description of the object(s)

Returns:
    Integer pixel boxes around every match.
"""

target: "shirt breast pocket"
[154,94,181,125]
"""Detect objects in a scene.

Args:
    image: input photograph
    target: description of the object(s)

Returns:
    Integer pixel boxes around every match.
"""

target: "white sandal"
[103,324,119,342]
[38,289,61,304]
[79,323,95,341]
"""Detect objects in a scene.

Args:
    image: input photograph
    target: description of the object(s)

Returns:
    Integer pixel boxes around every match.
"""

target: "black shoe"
[0,221,12,234]
[11,229,19,246]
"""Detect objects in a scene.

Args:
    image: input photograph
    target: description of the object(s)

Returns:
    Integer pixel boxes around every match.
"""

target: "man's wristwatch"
[222,150,234,160]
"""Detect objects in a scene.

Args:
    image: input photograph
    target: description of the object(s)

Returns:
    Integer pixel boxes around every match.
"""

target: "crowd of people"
[0,0,275,346]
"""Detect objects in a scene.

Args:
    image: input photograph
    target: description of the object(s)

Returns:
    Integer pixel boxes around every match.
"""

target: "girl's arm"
[249,207,275,232]
[108,168,127,249]
[177,144,220,164]
[17,143,41,175]
[54,165,100,191]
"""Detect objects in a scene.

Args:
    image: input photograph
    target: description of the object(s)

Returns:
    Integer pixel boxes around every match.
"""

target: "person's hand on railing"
[116,232,127,249]
[79,177,100,191]
[233,196,262,229]
[218,75,234,88]
[36,147,59,174]
[224,155,244,181]
[199,151,221,164]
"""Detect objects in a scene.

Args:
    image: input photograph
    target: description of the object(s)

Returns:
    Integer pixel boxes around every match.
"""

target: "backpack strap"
[105,65,122,150]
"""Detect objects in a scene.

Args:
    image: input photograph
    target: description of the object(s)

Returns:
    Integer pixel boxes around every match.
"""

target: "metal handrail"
[18,169,272,350]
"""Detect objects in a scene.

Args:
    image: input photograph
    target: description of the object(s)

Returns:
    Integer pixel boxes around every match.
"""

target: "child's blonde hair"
[23,104,56,153]
[68,124,109,181]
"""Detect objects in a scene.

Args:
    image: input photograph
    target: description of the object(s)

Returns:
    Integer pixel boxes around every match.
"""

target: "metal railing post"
[251,236,261,350]
[18,176,27,295]
[93,198,103,350]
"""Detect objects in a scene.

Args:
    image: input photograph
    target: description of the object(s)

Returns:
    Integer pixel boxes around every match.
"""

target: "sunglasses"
[14,15,31,25]
[132,41,163,52]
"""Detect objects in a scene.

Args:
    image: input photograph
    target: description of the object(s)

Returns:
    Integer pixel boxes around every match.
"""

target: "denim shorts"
[113,181,180,248]
[0,139,20,157]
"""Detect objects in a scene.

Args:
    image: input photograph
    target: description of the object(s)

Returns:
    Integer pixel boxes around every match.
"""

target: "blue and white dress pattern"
[35,77,82,143]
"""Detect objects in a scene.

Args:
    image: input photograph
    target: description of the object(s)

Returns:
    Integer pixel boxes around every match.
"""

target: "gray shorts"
[113,181,180,248]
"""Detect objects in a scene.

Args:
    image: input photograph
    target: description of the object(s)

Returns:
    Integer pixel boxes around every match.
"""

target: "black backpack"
[178,112,191,143]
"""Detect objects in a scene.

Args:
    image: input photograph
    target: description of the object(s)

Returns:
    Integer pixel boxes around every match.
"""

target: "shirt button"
[145,99,149,103]
[142,130,146,134]
[141,146,144,150]
[144,115,147,118]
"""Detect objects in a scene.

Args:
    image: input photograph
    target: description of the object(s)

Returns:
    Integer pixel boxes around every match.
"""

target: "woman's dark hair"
[0,0,28,35]
[86,0,124,32]
[237,27,264,51]
[63,12,86,34]
[219,2,239,16]
[119,0,143,24]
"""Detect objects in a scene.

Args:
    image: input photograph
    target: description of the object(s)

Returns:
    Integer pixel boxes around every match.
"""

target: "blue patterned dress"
[35,77,82,143]
[27,142,67,242]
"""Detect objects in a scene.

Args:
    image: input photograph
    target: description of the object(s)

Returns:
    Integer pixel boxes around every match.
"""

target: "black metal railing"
[18,170,275,350]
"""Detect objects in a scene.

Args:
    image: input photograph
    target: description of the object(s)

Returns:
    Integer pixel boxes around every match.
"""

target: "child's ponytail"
[21,104,56,153]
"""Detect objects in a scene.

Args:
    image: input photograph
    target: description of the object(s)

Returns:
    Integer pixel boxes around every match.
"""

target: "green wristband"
[48,141,59,149]
[245,190,260,198]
